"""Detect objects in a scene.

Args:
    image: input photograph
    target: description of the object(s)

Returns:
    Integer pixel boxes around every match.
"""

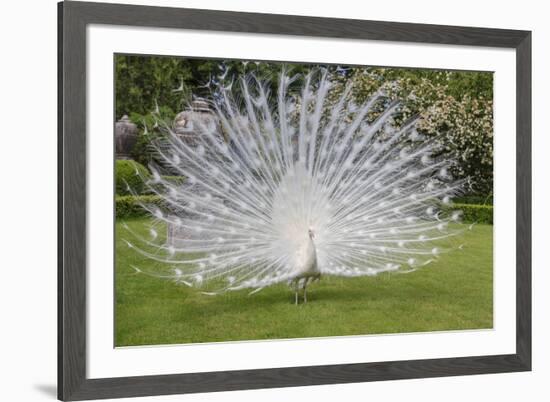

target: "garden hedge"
[149,175,186,193]
[453,195,493,205]
[115,160,150,195]
[116,196,493,225]
[115,195,163,219]
[444,203,493,224]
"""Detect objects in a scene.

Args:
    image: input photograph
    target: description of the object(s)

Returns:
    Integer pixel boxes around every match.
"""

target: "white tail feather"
[126,70,466,294]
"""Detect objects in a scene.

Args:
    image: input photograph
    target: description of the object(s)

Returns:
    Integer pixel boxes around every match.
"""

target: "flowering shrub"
[416,90,493,196]
[329,69,494,196]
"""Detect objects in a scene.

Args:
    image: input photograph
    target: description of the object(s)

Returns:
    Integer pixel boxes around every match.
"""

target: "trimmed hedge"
[115,160,151,196]
[116,195,162,219]
[162,175,186,186]
[149,175,186,193]
[453,195,493,205]
[444,203,493,224]
[116,196,493,225]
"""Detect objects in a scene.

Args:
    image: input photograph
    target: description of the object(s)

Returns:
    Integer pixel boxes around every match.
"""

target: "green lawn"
[115,218,493,346]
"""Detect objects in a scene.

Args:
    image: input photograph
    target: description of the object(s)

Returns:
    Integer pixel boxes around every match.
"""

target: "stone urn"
[166,100,223,242]
[173,99,221,146]
[115,115,138,159]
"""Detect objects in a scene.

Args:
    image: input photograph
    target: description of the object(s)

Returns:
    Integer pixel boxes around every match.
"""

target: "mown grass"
[115,218,493,346]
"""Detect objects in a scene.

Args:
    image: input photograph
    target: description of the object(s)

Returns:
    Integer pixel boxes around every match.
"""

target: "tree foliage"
[329,68,493,195]
[115,56,493,197]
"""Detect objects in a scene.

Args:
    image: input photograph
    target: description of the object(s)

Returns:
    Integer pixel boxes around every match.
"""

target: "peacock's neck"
[307,228,317,252]
[308,236,316,252]
[307,236,318,268]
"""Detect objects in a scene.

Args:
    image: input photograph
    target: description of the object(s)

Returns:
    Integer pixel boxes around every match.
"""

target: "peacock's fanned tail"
[124,70,467,294]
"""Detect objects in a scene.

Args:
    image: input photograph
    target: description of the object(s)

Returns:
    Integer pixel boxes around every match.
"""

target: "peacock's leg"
[303,279,308,303]
[294,280,299,305]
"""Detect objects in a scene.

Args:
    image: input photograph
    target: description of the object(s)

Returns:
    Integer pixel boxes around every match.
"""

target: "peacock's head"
[308,228,315,240]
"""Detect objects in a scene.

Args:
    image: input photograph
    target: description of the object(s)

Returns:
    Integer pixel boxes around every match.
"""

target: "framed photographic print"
[58,1,531,400]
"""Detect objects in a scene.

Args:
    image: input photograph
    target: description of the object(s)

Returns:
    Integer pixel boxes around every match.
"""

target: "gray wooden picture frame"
[58,1,532,400]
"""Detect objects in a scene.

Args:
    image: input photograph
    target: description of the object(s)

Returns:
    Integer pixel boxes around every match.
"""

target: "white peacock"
[124,69,467,304]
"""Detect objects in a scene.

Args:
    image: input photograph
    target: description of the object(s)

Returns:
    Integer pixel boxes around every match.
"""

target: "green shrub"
[115,196,493,224]
[147,175,186,194]
[444,203,493,224]
[115,160,151,195]
[115,195,163,219]
[453,195,493,205]
[162,175,186,186]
